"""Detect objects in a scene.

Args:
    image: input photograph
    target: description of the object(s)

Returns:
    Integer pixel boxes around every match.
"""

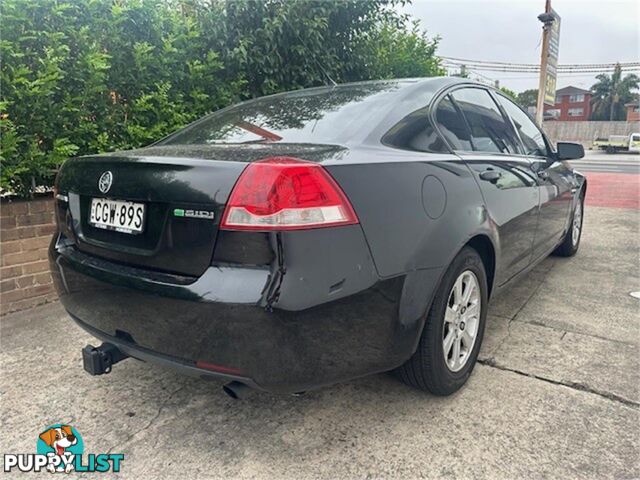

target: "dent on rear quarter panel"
[326,150,492,348]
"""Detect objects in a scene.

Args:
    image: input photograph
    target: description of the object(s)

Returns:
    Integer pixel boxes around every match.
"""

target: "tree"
[1,0,442,198]
[499,87,517,101]
[590,64,639,121]
[354,18,443,80]
[516,89,538,109]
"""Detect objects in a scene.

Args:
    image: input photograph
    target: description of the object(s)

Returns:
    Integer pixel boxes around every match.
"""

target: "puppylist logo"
[3,424,124,473]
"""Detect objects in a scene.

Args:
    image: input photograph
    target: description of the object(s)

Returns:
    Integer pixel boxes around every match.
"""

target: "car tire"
[396,247,488,396]
[553,194,584,257]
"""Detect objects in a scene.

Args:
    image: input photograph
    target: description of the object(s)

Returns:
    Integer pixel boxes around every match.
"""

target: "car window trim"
[486,90,527,156]
[433,87,482,153]
[492,91,554,160]
[445,93,477,151]
[428,83,554,161]
[429,87,462,154]
[453,150,538,161]
[434,85,521,156]
[453,86,522,155]
[379,102,457,155]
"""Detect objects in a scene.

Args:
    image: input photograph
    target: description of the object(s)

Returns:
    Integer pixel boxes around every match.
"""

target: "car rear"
[50,83,417,393]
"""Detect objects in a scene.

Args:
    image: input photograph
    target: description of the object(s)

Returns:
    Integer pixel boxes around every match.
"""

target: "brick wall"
[1,196,57,315]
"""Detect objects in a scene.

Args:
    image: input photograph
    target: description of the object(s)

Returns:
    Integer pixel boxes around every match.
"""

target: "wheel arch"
[465,234,497,298]
[580,176,588,198]
[398,231,498,363]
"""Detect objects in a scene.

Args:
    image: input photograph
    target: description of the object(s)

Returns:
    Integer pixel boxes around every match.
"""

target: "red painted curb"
[583,172,639,210]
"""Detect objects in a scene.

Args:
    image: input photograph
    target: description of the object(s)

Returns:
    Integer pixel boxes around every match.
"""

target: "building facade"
[543,86,592,121]
[625,102,640,122]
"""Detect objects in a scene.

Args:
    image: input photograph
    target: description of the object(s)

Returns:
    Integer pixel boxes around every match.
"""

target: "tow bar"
[82,343,128,375]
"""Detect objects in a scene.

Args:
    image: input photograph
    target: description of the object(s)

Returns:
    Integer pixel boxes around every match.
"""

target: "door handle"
[479,170,502,183]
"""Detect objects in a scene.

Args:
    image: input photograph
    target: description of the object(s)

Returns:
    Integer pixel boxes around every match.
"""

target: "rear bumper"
[71,313,262,389]
[50,228,428,393]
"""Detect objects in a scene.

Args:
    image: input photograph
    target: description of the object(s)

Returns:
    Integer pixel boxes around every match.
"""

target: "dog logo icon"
[37,425,82,473]
[4,424,123,473]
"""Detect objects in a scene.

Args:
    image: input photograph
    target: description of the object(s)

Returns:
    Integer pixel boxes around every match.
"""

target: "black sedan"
[50,77,586,397]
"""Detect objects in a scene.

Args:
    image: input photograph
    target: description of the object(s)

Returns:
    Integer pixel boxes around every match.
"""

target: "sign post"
[535,0,561,125]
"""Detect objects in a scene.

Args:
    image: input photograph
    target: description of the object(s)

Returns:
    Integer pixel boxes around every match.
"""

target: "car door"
[494,93,573,260]
[439,87,540,285]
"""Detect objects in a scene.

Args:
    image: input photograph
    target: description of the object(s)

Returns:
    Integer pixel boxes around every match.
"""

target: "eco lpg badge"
[173,208,215,220]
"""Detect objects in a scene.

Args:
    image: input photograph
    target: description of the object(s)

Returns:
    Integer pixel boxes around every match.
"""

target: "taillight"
[220,157,358,231]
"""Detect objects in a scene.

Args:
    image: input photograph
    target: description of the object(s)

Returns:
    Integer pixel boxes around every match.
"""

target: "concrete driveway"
[1,205,638,479]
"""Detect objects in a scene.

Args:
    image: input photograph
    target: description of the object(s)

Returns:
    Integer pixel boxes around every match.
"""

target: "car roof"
[250,76,468,113]
[264,76,466,98]
[242,77,475,144]
[160,77,477,148]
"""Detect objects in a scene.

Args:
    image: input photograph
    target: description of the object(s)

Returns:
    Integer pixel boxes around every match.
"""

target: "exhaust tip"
[223,381,250,400]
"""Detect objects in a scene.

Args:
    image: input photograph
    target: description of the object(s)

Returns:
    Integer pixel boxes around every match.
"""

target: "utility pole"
[536,0,553,125]
[535,0,560,126]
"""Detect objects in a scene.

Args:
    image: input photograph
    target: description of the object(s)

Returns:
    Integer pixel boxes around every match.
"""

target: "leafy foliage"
[354,18,442,80]
[498,87,517,101]
[590,64,639,121]
[516,89,538,109]
[1,0,442,197]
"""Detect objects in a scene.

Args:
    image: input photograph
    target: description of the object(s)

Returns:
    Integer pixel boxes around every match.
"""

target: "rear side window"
[434,95,472,151]
[496,94,549,157]
[450,88,521,154]
[382,107,448,153]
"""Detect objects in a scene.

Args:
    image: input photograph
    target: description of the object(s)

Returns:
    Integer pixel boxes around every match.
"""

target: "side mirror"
[556,142,584,160]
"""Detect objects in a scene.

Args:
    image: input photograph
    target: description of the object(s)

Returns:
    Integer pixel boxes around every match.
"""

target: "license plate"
[89,198,145,234]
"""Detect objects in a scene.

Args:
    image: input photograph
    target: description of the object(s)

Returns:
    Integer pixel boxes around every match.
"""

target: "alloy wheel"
[442,270,481,372]
[572,201,583,246]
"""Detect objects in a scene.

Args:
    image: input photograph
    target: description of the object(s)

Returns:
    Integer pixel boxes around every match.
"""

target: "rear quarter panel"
[325,147,497,341]
[326,147,495,277]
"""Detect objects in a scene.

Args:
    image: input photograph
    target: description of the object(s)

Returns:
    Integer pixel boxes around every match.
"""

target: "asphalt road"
[569,150,640,174]
[1,205,639,479]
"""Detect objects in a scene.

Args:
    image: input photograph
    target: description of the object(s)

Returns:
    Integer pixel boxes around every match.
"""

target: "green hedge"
[0,0,442,198]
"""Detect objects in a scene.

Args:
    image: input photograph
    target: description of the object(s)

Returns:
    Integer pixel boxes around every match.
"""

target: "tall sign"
[544,8,561,105]
[535,0,561,125]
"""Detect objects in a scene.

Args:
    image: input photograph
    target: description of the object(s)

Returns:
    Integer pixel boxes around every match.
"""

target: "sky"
[400,0,640,93]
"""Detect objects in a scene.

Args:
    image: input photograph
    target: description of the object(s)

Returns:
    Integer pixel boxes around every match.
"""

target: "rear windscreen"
[159,83,401,145]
